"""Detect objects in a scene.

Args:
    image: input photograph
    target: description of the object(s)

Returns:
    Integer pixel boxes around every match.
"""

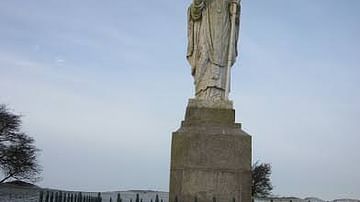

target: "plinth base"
[169,99,252,202]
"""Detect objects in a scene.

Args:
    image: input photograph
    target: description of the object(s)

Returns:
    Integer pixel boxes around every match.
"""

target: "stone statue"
[187,0,240,101]
[170,2,251,202]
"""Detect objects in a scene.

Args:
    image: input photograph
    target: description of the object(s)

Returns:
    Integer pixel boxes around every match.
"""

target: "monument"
[169,0,252,201]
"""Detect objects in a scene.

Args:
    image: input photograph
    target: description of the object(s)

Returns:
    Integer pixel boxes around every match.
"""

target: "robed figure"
[187,0,240,101]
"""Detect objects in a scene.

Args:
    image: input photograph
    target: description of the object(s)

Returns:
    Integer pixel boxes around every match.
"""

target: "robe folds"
[187,0,240,100]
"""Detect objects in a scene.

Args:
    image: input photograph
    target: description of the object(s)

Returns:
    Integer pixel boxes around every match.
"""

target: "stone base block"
[169,100,252,202]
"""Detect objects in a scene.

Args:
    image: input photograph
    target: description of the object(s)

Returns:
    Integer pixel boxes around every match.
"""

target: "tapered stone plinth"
[169,99,252,202]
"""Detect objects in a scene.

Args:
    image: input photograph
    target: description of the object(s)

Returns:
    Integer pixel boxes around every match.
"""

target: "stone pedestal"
[169,99,252,202]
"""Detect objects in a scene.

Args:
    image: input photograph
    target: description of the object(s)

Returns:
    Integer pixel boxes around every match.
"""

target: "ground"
[0,183,359,202]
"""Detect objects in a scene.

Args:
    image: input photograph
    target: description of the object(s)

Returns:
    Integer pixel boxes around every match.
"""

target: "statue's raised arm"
[187,0,241,101]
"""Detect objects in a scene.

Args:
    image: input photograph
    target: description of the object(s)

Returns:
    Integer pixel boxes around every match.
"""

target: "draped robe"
[187,0,240,100]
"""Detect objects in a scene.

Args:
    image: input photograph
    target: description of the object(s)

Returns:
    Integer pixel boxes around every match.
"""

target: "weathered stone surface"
[187,0,241,100]
[187,99,233,109]
[169,100,252,202]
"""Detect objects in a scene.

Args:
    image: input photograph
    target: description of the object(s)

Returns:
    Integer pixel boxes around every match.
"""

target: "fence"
[38,191,101,202]
[39,191,166,202]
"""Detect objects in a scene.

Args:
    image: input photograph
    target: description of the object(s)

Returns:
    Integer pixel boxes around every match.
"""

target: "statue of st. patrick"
[187,0,240,100]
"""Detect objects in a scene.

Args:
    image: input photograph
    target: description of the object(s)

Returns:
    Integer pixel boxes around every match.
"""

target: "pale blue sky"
[0,0,359,200]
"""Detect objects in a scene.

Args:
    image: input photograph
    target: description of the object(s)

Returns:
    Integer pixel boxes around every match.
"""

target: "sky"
[0,0,359,200]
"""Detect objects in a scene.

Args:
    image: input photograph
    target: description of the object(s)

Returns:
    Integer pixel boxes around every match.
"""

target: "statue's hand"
[191,0,204,20]
[229,0,238,15]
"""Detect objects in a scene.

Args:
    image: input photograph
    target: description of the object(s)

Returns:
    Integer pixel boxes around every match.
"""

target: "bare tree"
[0,104,41,183]
[252,161,273,197]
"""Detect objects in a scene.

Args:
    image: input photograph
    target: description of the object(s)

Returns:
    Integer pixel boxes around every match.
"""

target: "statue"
[187,0,240,101]
[169,2,251,202]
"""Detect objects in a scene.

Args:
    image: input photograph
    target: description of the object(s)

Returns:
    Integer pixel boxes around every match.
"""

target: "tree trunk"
[0,173,15,183]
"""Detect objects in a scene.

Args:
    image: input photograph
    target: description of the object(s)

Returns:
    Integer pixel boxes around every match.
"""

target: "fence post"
[50,192,54,202]
[39,190,44,202]
[60,191,63,202]
[45,191,49,202]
